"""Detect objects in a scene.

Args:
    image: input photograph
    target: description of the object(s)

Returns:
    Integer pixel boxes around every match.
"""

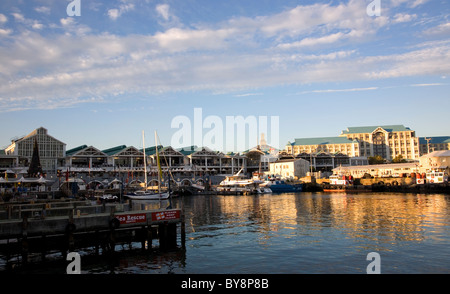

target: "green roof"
[292,137,355,146]
[419,136,450,144]
[102,145,128,156]
[176,145,198,155]
[141,145,163,155]
[66,145,88,156]
[341,125,412,135]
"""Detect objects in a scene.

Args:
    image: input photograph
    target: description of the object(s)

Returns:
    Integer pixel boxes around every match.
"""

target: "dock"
[0,199,185,268]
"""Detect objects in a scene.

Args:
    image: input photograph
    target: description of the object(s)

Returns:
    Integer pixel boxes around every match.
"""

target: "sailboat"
[125,131,170,200]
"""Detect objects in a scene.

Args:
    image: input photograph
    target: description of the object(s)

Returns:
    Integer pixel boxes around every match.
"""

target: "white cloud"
[107,3,135,21]
[11,13,25,22]
[0,0,448,112]
[278,32,345,49]
[0,28,11,36]
[424,22,450,36]
[156,4,170,21]
[300,87,379,94]
[107,9,120,21]
[392,13,417,24]
[35,6,51,14]
[390,0,429,8]
[0,13,7,23]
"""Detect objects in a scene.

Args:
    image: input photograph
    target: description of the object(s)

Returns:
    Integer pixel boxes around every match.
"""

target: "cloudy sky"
[0,0,449,152]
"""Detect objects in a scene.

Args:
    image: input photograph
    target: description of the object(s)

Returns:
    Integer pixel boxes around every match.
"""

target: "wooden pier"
[0,200,185,268]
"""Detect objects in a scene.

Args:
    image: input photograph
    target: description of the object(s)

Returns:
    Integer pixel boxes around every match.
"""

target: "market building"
[4,127,66,175]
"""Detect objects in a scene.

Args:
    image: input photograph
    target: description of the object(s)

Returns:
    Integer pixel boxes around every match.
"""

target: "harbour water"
[2,192,450,274]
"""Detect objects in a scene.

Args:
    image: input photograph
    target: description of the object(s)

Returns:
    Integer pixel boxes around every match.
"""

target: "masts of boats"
[125,131,170,200]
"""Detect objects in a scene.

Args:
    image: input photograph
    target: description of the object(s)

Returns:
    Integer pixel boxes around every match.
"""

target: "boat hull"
[125,192,170,200]
[268,184,303,193]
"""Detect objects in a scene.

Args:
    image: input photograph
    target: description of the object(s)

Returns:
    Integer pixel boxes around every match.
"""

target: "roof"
[333,162,417,171]
[176,145,199,156]
[102,145,128,156]
[66,145,88,156]
[12,127,66,146]
[419,136,450,144]
[274,158,309,163]
[421,150,450,158]
[292,136,356,146]
[141,145,163,155]
[341,125,412,135]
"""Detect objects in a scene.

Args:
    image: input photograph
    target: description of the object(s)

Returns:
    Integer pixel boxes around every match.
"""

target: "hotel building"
[419,136,450,154]
[287,125,421,162]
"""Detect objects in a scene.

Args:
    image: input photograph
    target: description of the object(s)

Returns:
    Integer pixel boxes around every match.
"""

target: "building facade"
[419,137,450,155]
[269,158,310,179]
[4,127,66,174]
[339,125,420,161]
[286,137,360,157]
[286,125,420,162]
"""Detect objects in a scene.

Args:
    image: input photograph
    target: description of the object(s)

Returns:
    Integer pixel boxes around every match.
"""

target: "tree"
[368,155,385,165]
[28,138,43,177]
[392,155,406,163]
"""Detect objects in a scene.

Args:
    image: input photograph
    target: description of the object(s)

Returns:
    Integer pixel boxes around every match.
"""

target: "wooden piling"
[21,216,28,265]
[0,206,183,266]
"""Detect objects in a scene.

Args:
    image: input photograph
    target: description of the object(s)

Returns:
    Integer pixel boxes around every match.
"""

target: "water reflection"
[4,193,448,273]
[181,193,450,255]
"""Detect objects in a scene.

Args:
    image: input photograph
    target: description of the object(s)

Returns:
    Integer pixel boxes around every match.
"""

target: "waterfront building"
[183,146,247,175]
[280,149,368,174]
[419,150,450,173]
[4,127,66,175]
[243,133,279,175]
[65,145,108,171]
[286,125,420,162]
[332,162,419,178]
[339,125,420,161]
[286,136,360,158]
[147,146,185,169]
[419,137,450,155]
[103,145,145,171]
[269,158,310,180]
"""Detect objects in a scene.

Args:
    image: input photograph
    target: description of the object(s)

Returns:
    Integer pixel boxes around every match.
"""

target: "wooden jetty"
[0,200,185,268]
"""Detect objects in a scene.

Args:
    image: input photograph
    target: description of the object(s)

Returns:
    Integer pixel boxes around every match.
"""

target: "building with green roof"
[287,124,421,161]
[419,136,450,154]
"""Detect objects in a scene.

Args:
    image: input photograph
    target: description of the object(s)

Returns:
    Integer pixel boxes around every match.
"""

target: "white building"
[419,150,450,172]
[269,158,310,180]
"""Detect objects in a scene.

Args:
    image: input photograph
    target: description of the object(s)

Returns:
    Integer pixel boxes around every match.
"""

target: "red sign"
[151,210,181,221]
[116,213,147,225]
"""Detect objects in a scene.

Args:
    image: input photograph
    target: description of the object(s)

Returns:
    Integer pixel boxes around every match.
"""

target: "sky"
[0,0,449,153]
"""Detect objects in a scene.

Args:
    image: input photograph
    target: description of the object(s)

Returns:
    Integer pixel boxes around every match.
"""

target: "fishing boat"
[322,174,365,193]
[125,131,170,200]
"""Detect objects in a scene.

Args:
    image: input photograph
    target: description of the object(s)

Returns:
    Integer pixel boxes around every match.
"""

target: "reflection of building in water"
[328,194,449,243]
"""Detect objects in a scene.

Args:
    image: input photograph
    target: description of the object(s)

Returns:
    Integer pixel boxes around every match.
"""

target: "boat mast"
[143,130,147,191]
[155,131,162,194]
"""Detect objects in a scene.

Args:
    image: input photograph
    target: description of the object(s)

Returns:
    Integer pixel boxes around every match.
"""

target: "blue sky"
[0,0,449,152]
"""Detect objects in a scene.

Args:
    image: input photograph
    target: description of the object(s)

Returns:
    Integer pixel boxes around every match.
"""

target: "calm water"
[3,192,450,274]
